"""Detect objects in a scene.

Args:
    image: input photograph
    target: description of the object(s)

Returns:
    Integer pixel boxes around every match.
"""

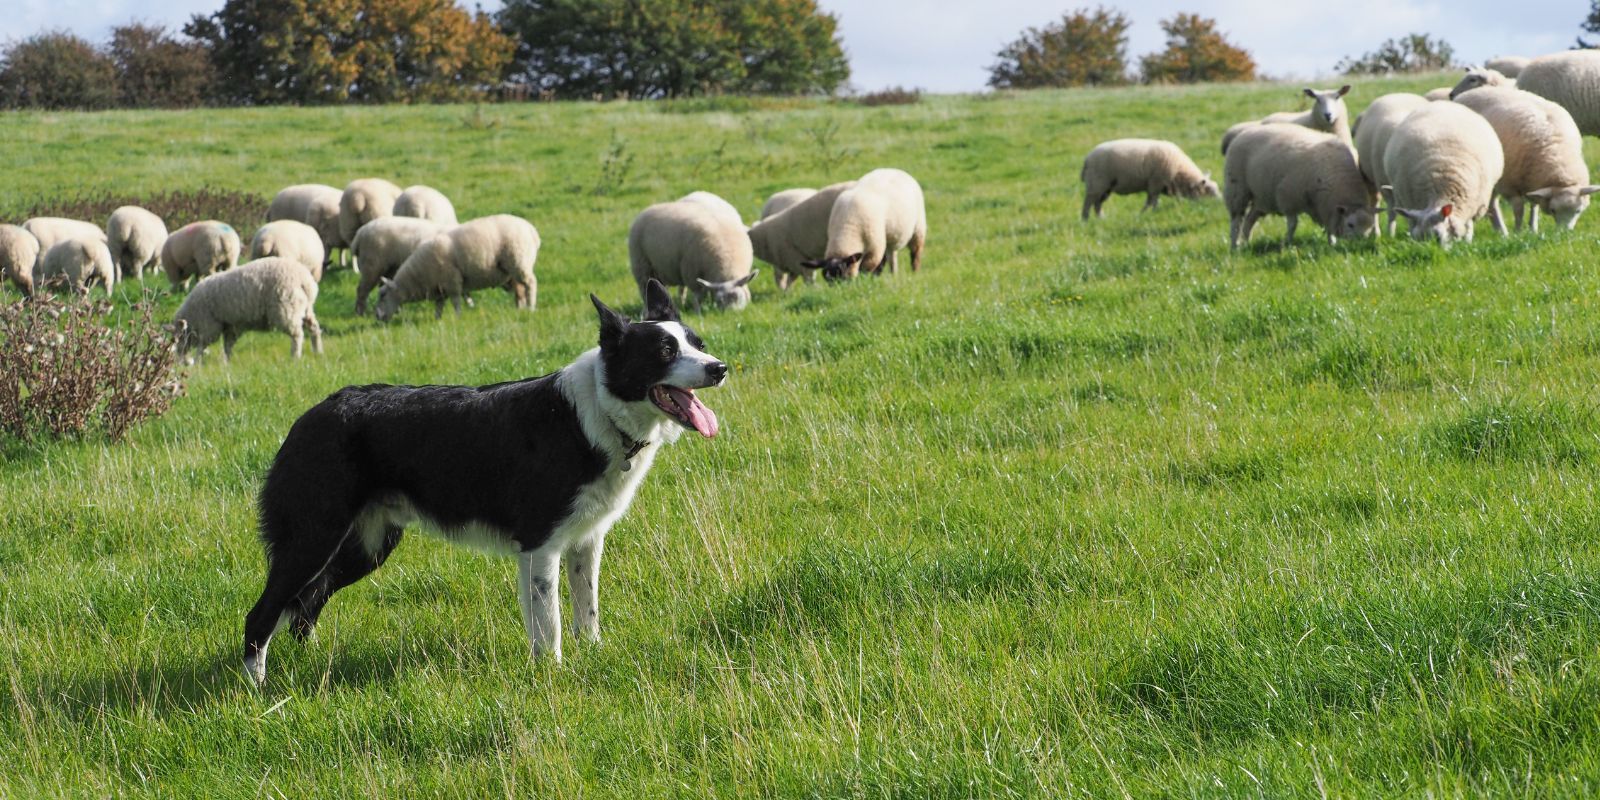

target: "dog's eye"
[660,345,675,361]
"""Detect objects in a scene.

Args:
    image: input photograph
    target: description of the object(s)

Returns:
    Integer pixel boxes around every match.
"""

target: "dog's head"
[591,279,726,438]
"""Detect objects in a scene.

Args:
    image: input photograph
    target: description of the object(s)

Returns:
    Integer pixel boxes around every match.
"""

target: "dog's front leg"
[517,551,562,663]
[566,535,604,643]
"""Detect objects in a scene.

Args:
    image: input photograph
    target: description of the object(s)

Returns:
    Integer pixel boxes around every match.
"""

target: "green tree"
[0,31,118,110]
[1335,34,1455,75]
[988,6,1131,89]
[109,23,216,108]
[497,0,849,99]
[1580,1,1600,48]
[1139,13,1256,84]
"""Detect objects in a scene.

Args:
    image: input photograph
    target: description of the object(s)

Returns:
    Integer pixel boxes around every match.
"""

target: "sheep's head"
[1395,203,1469,248]
[1449,68,1508,99]
[1526,185,1600,230]
[373,277,402,322]
[801,252,865,282]
[694,271,758,310]
[1182,173,1220,200]
[1303,85,1351,129]
[1331,204,1379,241]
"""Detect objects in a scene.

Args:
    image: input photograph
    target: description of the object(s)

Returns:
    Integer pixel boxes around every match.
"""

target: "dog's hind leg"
[288,522,404,642]
[566,534,604,643]
[517,549,563,663]
[244,499,360,686]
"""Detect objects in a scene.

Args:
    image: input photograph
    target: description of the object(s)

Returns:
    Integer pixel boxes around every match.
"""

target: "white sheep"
[760,188,817,220]
[373,214,538,321]
[250,220,326,281]
[0,225,40,296]
[393,185,458,227]
[36,237,115,295]
[1353,93,1430,235]
[267,184,343,264]
[629,199,756,310]
[106,206,167,279]
[175,257,321,362]
[747,181,855,289]
[1220,85,1353,155]
[1452,86,1597,231]
[802,168,927,280]
[22,217,105,273]
[161,221,241,289]
[1486,56,1530,78]
[1224,125,1376,249]
[339,178,403,247]
[1080,139,1217,220]
[1382,102,1505,247]
[1449,67,1514,99]
[351,216,440,315]
[1516,50,1600,137]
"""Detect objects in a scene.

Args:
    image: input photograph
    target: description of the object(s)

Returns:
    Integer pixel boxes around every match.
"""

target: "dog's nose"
[705,361,728,383]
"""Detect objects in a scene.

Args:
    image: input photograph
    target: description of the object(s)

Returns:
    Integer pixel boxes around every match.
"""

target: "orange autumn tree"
[1139,13,1256,84]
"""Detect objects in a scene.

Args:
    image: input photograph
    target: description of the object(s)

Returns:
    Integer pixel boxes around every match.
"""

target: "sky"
[1,0,1586,93]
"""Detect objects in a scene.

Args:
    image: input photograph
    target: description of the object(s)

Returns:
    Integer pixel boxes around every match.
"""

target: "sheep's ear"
[695,277,714,288]
[844,252,864,266]
[379,276,393,287]
[1394,208,1424,223]
[1526,187,1556,200]
[734,270,757,287]
[1580,186,1600,197]
[1379,185,1395,202]
[643,278,679,322]
[800,259,822,269]
[1439,204,1453,218]
[1337,85,1351,97]
[1302,88,1315,98]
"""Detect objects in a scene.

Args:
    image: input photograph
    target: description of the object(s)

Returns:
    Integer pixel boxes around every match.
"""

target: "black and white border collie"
[243,279,725,685]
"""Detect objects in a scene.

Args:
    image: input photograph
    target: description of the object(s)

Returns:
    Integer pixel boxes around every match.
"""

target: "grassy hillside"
[5,72,1600,797]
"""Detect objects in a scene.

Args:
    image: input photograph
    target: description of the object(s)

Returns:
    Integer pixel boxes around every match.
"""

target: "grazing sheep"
[373,214,538,321]
[1382,102,1505,247]
[351,216,440,315]
[629,200,756,310]
[1449,67,1514,99]
[268,184,343,264]
[161,221,241,289]
[250,220,326,281]
[1080,139,1218,220]
[760,188,817,220]
[747,181,856,289]
[339,178,403,247]
[1453,87,1597,231]
[175,257,321,362]
[106,206,167,279]
[1353,93,1430,234]
[679,191,745,227]
[803,168,927,280]
[37,237,115,295]
[1516,50,1600,137]
[1220,85,1353,155]
[1425,88,1454,102]
[0,225,40,296]
[1486,56,1530,78]
[23,218,106,273]
[1224,125,1376,249]
[393,185,458,227]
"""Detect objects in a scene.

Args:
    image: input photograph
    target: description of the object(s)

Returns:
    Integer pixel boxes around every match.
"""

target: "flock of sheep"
[0,164,929,361]
[1083,49,1600,249]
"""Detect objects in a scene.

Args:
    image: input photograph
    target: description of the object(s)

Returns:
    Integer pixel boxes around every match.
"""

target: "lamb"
[36,237,115,295]
[393,185,458,227]
[1449,67,1514,99]
[1224,125,1377,249]
[339,178,403,247]
[760,188,817,220]
[747,181,856,289]
[1452,86,1597,231]
[249,220,326,281]
[267,184,343,264]
[1219,85,1353,155]
[679,191,745,227]
[1381,102,1505,247]
[802,168,927,280]
[106,206,167,279]
[350,216,440,315]
[1352,93,1430,234]
[0,225,40,296]
[1486,56,1530,78]
[373,214,538,321]
[22,218,105,273]
[174,257,321,362]
[1515,50,1600,137]
[629,199,757,310]
[1080,139,1218,220]
[161,221,241,289]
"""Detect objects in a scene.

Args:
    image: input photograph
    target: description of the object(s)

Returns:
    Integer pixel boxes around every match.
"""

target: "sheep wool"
[1381,102,1505,247]
[630,199,756,310]
[393,185,458,227]
[106,206,168,279]
[374,214,538,321]
[250,220,327,281]
[175,257,321,362]
[351,216,441,315]
[1224,125,1376,248]
[1081,139,1217,220]
[0,224,40,296]
[267,184,343,258]
[339,178,403,246]
[760,188,817,220]
[162,221,241,289]
[1353,93,1430,234]
[747,181,855,289]
[1453,87,1597,231]
[38,237,115,295]
[678,191,745,228]
[1486,56,1530,78]
[1516,50,1600,138]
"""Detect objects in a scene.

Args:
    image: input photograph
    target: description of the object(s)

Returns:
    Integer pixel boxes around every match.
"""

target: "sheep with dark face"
[629,199,757,310]
[1381,102,1505,247]
[801,168,926,281]
[373,214,538,321]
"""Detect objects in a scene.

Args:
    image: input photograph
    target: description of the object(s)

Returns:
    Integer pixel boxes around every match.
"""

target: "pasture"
[5,72,1600,796]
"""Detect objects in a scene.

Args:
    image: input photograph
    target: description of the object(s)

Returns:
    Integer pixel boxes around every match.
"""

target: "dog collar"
[606,416,648,471]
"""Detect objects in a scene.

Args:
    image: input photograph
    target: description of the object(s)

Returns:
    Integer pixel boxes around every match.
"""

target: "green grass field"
[5,72,1600,797]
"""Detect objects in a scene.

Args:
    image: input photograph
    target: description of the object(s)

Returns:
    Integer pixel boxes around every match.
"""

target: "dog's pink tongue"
[672,388,718,438]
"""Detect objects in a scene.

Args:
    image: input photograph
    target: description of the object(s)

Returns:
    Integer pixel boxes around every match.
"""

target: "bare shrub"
[5,187,269,234]
[855,87,923,107]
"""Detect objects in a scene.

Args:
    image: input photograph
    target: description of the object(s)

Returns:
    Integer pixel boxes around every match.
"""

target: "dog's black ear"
[643,278,679,322]
[591,293,628,346]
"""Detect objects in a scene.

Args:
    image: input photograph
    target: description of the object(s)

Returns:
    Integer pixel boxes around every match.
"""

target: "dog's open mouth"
[650,385,719,438]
